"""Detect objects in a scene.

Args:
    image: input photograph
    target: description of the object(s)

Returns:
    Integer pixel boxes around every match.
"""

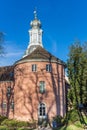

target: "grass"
[58,124,84,130]
[0,126,34,130]
[53,109,87,130]
[84,114,87,123]
[53,121,84,130]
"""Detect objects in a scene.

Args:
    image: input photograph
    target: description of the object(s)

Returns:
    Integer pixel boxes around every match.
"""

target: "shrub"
[28,121,37,129]
[65,109,80,124]
[38,118,45,125]
[74,121,83,128]
[16,121,29,127]
[17,128,33,130]
[0,126,9,130]
[38,118,49,127]
[0,115,7,124]
[53,115,63,124]
[1,119,30,127]
[52,115,63,128]
[1,119,37,129]
[1,119,18,127]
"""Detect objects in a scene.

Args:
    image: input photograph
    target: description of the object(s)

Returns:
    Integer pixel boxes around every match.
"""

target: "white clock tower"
[23,10,43,57]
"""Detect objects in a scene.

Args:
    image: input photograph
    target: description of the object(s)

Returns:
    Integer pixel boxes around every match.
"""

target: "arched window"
[38,103,46,118]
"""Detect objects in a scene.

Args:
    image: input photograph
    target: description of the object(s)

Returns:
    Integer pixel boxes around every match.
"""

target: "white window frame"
[46,64,52,72]
[32,64,37,72]
[2,102,7,109]
[38,103,47,119]
[39,81,45,93]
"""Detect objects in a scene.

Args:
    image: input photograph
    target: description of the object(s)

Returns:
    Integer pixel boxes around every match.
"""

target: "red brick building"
[0,11,66,121]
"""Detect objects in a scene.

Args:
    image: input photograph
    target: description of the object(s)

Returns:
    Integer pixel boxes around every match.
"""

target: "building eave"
[15,58,66,66]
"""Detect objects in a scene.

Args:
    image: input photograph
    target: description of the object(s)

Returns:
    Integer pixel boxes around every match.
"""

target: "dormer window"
[46,64,52,72]
[32,64,37,72]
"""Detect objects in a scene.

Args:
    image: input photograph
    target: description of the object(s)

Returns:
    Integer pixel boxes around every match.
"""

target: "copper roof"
[0,66,14,81]
[16,46,66,65]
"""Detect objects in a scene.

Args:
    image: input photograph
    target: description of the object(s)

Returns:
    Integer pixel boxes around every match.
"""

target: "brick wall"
[13,61,66,121]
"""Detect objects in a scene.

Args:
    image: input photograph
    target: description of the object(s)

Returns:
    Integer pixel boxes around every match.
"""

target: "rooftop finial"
[34,8,37,19]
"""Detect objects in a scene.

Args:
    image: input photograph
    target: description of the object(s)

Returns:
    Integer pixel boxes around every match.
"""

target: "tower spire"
[34,8,37,19]
[23,10,43,57]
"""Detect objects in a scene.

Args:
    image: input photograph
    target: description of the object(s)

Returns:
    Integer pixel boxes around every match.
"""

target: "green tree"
[0,32,4,56]
[67,41,87,108]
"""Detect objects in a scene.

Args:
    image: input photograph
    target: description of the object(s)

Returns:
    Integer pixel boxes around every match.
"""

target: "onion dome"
[30,10,41,29]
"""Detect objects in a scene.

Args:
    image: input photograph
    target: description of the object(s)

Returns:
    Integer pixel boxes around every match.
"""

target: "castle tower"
[23,10,43,57]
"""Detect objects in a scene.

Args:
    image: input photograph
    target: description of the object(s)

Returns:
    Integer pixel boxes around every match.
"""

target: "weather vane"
[34,7,37,19]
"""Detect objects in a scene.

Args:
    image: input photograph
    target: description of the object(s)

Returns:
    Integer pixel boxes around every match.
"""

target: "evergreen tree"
[67,41,87,108]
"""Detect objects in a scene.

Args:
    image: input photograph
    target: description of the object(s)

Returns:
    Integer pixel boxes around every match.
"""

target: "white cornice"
[15,59,64,66]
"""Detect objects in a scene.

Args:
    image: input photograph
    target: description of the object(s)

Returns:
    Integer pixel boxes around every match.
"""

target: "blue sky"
[0,0,87,66]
